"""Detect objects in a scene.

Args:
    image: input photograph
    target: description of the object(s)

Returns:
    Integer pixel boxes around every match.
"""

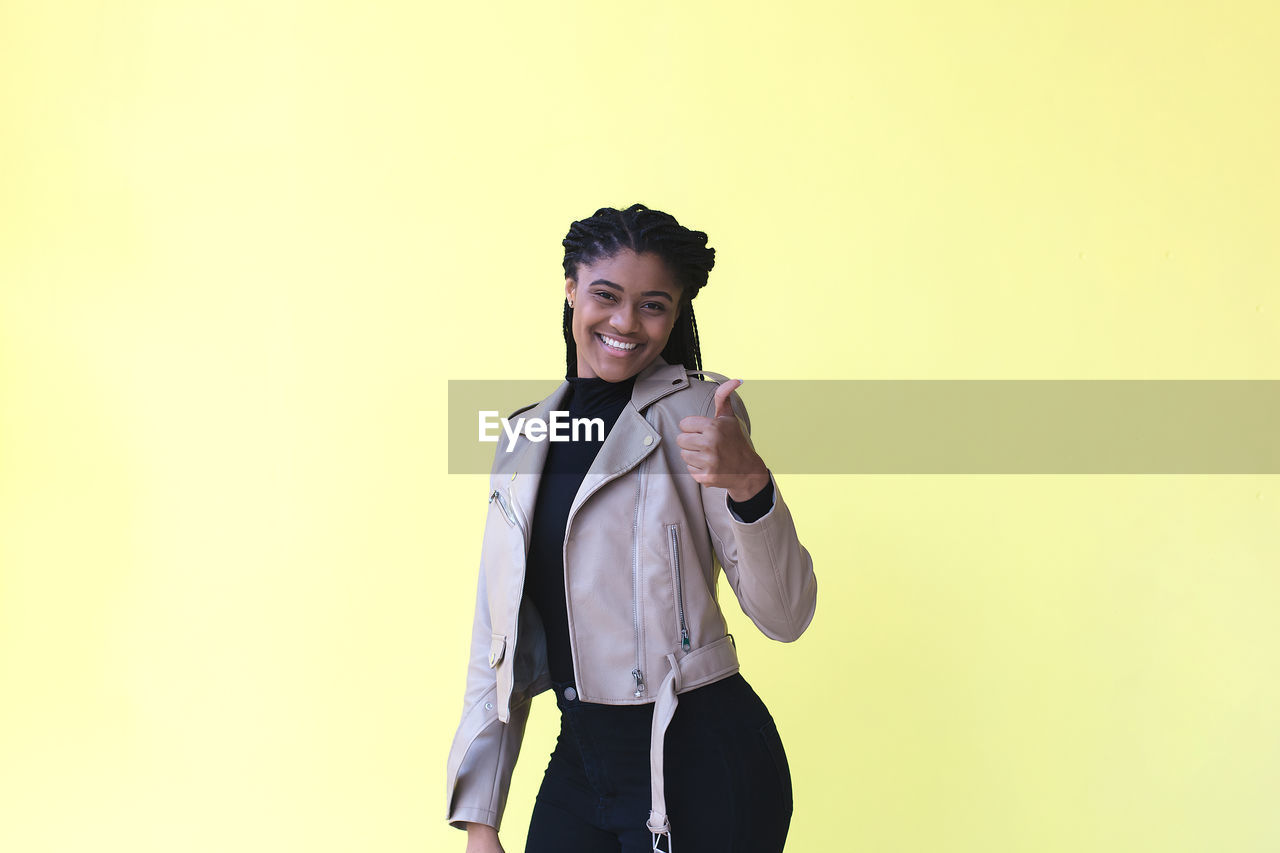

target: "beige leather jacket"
[444,357,818,841]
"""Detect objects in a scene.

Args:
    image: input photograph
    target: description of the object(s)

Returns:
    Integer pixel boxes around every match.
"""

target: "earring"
[567,297,574,309]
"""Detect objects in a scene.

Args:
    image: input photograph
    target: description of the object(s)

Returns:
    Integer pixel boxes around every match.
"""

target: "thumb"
[713,379,742,420]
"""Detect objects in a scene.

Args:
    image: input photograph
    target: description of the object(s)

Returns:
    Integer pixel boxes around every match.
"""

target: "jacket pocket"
[667,523,691,651]
[487,633,506,668]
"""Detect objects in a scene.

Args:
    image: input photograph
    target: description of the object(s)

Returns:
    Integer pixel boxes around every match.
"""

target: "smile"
[597,333,639,353]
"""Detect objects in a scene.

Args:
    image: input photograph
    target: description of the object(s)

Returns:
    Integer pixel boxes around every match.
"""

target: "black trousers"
[524,673,793,853]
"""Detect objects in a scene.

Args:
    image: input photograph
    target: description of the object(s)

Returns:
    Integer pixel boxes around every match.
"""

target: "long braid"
[688,307,703,373]
[562,203,715,375]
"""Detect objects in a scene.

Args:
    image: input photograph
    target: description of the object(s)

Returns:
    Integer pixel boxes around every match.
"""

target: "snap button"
[563,687,577,701]
[484,701,494,711]
[642,435,653,446]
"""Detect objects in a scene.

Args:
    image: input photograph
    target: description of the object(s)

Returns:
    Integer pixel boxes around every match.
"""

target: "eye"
[592,290,617,302]
[642,302,668,313]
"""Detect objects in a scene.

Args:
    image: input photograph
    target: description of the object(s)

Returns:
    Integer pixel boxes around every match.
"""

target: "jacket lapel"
[567,404,661,521]
[502,358,695,534]
[505,381,570,526]
[567,358,690,521]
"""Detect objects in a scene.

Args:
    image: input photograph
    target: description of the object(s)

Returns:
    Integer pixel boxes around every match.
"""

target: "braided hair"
[561,203,716,376]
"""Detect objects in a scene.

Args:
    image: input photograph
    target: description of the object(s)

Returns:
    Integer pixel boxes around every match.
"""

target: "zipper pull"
[680,629,690,652]
[489,489,518,527]
[632,668,645,697]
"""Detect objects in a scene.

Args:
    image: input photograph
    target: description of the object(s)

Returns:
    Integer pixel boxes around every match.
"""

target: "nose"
[609,302,639,335]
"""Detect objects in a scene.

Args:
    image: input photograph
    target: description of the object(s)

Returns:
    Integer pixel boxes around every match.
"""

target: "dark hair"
[561,203,716,376]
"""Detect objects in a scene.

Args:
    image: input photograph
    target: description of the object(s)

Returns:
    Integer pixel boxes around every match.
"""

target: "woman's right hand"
[464,822,505,853]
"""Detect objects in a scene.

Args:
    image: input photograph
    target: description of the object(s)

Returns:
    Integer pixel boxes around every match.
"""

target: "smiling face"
[565,249,683,382]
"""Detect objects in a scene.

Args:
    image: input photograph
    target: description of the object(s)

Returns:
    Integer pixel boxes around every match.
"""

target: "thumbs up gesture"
[676,379,771,502]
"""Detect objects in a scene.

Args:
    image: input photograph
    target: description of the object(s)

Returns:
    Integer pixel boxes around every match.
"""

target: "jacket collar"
[630,357,692,409]
[508,357,689,432]
[505,357,691,522]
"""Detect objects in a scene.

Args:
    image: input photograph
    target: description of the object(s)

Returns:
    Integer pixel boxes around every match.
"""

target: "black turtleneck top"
[524,374,775,685]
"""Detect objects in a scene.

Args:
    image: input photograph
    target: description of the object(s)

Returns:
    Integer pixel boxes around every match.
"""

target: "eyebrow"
[589,279,676,301]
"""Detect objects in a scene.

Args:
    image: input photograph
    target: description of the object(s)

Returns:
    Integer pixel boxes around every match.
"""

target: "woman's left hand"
[677,379,771,502]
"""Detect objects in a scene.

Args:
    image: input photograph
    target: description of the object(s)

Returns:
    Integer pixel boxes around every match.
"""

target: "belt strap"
[645,635,740,851]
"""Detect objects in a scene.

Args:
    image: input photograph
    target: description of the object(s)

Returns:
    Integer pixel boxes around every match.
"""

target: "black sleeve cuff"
[726,475,775,524]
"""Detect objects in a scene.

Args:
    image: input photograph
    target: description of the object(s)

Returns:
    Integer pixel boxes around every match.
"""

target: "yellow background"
[2,1,1277,851]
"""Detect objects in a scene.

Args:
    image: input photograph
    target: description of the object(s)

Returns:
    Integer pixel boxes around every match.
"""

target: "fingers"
[675,431,709,452]
[680,447,708,470]
[712,379,742,420]
[679,414,714,434]
[680,379,747,487]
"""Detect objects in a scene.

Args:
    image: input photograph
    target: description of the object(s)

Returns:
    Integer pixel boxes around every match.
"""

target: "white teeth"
[599,334,638,351]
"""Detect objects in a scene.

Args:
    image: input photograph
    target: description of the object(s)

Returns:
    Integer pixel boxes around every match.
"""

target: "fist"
[676,379,770,502]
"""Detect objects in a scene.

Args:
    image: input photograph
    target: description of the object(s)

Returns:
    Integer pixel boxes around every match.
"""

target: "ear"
[564,277,576,303]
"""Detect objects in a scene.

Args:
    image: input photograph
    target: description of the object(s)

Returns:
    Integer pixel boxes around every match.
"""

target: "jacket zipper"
[630,468,645,697]
[489,489,518,527]
[667,523,690,651]
[486,485,529,720]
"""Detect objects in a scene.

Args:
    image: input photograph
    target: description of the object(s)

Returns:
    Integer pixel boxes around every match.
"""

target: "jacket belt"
[645,634,740,849]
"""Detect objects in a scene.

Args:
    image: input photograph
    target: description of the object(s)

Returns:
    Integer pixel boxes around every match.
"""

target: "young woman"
[445,204,818,853]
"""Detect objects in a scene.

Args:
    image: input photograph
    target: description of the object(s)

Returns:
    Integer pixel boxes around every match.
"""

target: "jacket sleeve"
[443,545,532,831]
[701,389,818,643]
